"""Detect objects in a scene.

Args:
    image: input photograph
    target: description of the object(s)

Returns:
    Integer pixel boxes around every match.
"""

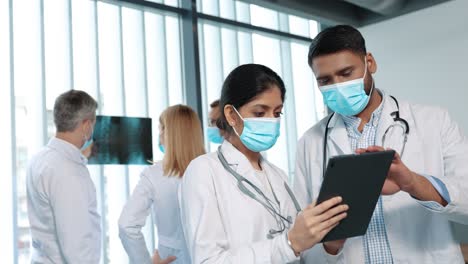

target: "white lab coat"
[119,162,189,264]
[27,137,101,264]
[179,141,300,263]
[294,94,468,263]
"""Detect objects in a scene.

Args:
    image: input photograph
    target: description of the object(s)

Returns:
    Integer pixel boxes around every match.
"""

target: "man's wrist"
[405,173,448,206]
[401,171,420,195]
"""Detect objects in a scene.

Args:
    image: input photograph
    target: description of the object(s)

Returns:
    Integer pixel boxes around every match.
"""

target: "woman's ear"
[224,104,237,127]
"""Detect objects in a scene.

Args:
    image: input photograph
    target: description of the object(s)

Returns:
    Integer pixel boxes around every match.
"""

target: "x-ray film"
[88,115,153,165]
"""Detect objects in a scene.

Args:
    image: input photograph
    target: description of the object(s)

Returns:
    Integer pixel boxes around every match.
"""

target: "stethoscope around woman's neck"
[217,146,301,239]
[322,95,410,177]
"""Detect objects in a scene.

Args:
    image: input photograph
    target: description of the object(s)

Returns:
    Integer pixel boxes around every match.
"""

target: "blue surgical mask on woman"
[158,136,165,154]
[319,58,374,116]
[232,107,280,152]
[207,126,224,144]
[158,144,165,154]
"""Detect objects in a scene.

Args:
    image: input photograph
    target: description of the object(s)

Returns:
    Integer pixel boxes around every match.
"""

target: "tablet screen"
[317,150,395,242]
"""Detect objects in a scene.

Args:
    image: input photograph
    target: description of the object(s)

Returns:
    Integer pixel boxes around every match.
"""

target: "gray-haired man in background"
[27,90,101,263]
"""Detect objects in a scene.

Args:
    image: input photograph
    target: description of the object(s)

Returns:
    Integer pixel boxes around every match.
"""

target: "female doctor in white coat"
[119,104,206,264]
[179,64,349,263]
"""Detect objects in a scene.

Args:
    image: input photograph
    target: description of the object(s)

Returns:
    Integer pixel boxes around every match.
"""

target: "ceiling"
[243,0,454,27]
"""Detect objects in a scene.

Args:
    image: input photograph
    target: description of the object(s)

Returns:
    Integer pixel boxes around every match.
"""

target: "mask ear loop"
[230,106,244,137]
[364,56,375,98]
[83,121,91,141]
[231,106,245,121]
[368,77,375,97]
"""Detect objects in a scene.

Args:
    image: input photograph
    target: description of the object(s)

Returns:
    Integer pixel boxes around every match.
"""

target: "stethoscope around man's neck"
[322,95,410,177]
[217,146,301,239]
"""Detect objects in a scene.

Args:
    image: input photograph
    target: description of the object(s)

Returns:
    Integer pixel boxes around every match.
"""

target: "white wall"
[360,0,468,242]
[360,0,468,133]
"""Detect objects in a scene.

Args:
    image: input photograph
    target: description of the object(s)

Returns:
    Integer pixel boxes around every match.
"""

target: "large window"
[1,1,183,263]
[198,0,325,176]
[0,0,323,263]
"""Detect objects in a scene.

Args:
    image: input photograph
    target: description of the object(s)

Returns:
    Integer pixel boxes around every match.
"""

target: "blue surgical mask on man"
[232,107,280,152]
[81,130,94,151]
[319,58,374,116]
[207,126,224,144]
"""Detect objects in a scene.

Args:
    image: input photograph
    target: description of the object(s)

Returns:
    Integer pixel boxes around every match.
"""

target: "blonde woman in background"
[119,104,205,264]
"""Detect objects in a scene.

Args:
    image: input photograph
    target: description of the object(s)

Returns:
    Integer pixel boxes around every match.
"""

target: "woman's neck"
[226,135,262,170]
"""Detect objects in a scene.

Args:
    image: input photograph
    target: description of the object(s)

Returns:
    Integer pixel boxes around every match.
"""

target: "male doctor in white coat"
[27,90,101,263]
[294,25,468,263]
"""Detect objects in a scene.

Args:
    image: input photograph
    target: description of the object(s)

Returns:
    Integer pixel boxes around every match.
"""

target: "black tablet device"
[316,150,395,242]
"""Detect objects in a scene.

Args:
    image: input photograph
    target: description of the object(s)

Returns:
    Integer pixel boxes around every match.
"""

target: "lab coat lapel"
[375,95,398,147]
[397,101,425,173]
[220,141,263,188]
[375,96,424,172]
[328,114,352,156]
